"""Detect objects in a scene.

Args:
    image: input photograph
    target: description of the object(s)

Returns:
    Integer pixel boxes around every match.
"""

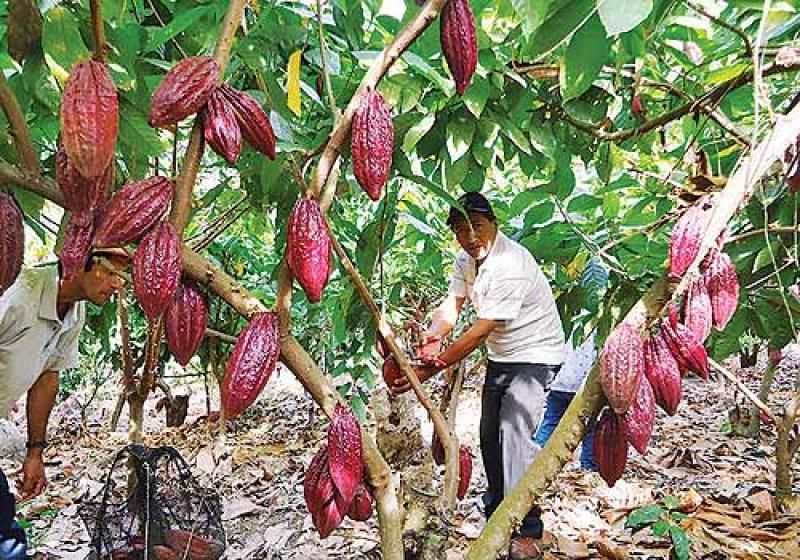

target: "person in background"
[534,330,598,471]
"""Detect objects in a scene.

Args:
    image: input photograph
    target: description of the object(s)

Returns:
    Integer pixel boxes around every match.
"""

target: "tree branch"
[0,73,40,177]
[682,0,753,58]
[709,358,778,424]
[89,0,107,62]
[729,225,800,243]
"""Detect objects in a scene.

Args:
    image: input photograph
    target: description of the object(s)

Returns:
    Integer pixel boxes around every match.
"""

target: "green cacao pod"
[593,408,628,487]
[132,221,181,320]
[149,57,219,127]
[351,88,393,201]
[440,0,477,95]
[599,323,644,414]
[0,192,24,295]
[93,175,173,248]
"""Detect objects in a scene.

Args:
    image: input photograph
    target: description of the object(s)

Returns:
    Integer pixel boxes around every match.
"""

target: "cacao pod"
[440,0,478,96]
[0,191,24,295]
[132,221,181,321]
[458,445,472,500]
[313,488,347,539]
[55,146,112,214]
[61,60,118,179]
[599,323,645,414]
[347,484,373,522]
[644,332,682,416]
[593,408,628,487]
[304,445,330,516]
[221,312,280,418]
[328,403,364,507]
[149,57,220,127]
[93,175,173,248]
[624,377,655,455]
[375,330,390,359]
[431,433,445,465]
[218,84,276,159]
[163,529,223,560]
[60,214,95,280]
[152,545,179,560]
[683,274,712,343]
[382,356,403,388]
[202,88,242,165]
[286,197,331,303]
[304,451,346,539]
[351,88,394,201]
[659,317,708,379]
[7,0,42,65]
[704,250,739,330]
[165,281,208,366]
[769,346,783,368]
[669,196,714,278]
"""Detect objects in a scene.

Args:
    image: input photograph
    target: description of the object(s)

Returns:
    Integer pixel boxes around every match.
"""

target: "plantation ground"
[3,347,800,559]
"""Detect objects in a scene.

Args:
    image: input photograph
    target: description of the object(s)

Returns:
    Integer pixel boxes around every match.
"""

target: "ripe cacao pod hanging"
[218,84,276,159]
[599,323,645,414]
[458,445,472,500]
[0,192,24,295]
[669,196,714,278]
[644,332,682,416]
[132,221,181,321]
[351,88,394,201]
[328,403,364,507]
[221,312,280,418]
[346,484,373,522]
[704,250,739,330]
[61,60,118,179]
[149,57,220,127]
[56,146,112,214]
[440,0,477,95]
[593,408,628,487]
[683,274,712,343]
[286,197,332,303]
[93,175,173,248]
[60,214,95,280]
[202,88,242,165]
[659,316,708,379]
[304,447,347,539]
[624,376,655,455]
[165,281,208,366]
[304,445,331,519]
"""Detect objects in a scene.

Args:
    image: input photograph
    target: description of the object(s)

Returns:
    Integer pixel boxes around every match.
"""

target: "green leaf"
[523,201,555,226]
[567,194,602,213]
[42,6,90,81]
[529,119,557,158]
[561,15,611,101]
[463,75,490,118]
[598,0,654,36]
[145,6,215,51]
[524,0,595,59]
[511,0,553,36]
[403,113,436,152]
[669,525,690,560]
[580,257,608,292]
[446,114,476,161]
[652,519,670,537]
[626,504,665,529]
[662,494,681,510]
[495,114,531,154]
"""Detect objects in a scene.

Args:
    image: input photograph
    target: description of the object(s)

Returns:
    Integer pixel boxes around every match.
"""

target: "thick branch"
[0,73,40,177]
[89,0,107,61]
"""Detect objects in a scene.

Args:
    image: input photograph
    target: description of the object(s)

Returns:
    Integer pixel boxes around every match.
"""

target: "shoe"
[508,536,544,560]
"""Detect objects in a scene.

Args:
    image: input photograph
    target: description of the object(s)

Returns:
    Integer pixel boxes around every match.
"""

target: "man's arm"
[417,294,465,359]
[19,370,58,500]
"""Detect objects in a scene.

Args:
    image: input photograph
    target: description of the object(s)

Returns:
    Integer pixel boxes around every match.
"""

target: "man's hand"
[16,453,47,501]
[415,334,443,362]
[390,363,441,395]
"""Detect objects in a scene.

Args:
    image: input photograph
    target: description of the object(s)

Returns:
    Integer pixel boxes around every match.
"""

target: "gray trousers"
[480,360,557,539]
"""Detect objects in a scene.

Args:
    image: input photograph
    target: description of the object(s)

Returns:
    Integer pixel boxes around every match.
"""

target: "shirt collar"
[38,266,61,322]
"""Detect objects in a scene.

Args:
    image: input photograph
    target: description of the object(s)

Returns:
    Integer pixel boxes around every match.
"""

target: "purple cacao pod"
[132,221,181,320]
[165,281,208,366]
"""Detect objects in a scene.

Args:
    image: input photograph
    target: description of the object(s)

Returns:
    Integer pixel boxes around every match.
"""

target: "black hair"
[446,192,496,228]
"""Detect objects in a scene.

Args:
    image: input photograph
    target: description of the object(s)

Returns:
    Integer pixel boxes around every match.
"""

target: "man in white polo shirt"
[0,248,129,555]
[392,192,564,559]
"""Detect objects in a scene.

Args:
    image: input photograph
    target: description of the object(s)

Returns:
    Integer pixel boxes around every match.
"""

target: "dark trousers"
[480,360,558,539]
[0,469,27,560]
[534,390,597,471]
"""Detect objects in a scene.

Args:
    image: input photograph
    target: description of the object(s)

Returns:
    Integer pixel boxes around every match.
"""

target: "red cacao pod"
[644,333,682,416]
[382,356,403,387]
[165,281,208,366]
[328,403,364,507]
[93,175,173,248]
[599,323,645,414]
[683,274,712,343]
[431,433,445,466]
[132,221,181,321]
[60,214,95,280]
[769,346,783,367]
[218,84,276,159]
[593,408,628,487]
[351,88,394,201]
[286,197,331,302]
[61,60,118,179]
[440,0,477,96]
[659,317,708,379]
[304,445,330,516]
[55,146,112,214]
[632,92,644,117]
[0,192,24,295]
[149,57,220,127]
[313,488,347,539]
[669,196,713,278]
[458,445,472,500]
[202,88,242,165]
[163,529,223,560]
[221,312,280,418]
[704,250,739,330]
[347,484,373,522]
[624,377,655,455]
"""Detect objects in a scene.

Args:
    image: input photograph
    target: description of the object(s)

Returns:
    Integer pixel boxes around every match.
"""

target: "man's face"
[79,257,127,305]
[451,213,497,260]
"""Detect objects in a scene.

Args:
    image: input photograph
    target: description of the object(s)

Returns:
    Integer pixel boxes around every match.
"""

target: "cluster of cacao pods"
[0,191,24,296]
[220,312,280,418]
[148,57,276,164]
[286,196,332,302]
[304,404,370,537]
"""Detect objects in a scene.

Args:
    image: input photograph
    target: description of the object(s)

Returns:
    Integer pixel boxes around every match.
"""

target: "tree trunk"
[776,392,799,506]
[747,362,778,436]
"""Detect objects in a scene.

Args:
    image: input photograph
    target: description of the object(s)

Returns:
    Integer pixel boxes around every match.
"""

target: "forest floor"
[2,346,800,560]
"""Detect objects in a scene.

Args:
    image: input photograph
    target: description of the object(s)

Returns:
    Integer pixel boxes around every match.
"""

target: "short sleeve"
[448,257,468,298]
[0,292,31,344]
[47,313,85,371]
[476,276,526,321]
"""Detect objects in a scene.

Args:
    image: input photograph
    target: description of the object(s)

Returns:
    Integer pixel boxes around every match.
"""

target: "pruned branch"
[0,73,40,177]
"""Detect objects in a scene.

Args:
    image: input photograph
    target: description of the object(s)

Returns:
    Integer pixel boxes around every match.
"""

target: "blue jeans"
[534,390,597,471]
[0,469,27,560]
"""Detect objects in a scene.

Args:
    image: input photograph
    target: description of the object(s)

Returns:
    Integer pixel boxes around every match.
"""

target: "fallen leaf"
[222,496,265,521]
